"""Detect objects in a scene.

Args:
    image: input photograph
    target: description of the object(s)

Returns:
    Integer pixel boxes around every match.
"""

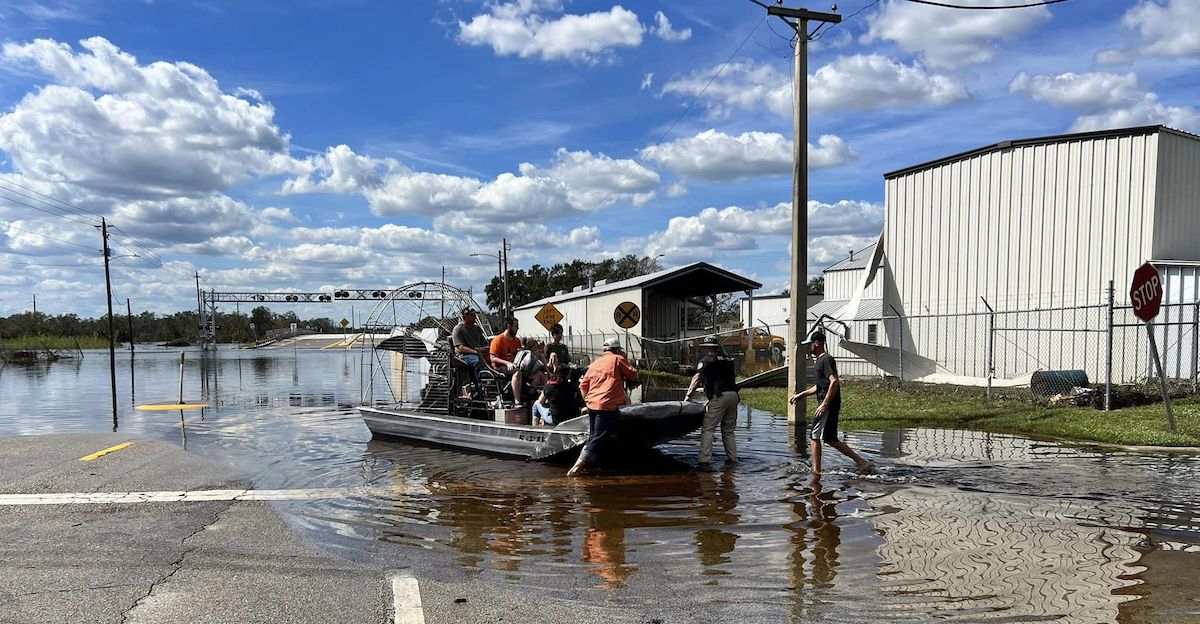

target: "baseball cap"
[602,337,623,351]
[699,335,720,348]
[800,330,826,345]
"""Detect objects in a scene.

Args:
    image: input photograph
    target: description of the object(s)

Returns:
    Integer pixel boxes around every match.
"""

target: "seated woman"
[533,365,583,427]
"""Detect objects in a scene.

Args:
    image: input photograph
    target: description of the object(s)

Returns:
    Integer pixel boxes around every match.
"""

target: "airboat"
[356,282,706,462]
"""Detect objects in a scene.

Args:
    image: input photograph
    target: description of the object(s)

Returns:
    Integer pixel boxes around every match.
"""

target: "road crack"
[118,500,235,623]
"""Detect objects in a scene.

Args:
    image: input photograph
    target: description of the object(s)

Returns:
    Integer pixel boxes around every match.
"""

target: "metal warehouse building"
[854,125,1200,386]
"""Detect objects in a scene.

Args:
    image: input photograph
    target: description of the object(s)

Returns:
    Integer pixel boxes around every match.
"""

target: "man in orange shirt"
[489,317,525,403]
[568,337,639,476]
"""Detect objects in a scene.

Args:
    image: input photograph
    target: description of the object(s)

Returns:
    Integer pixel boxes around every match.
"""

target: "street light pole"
[501,238,510,319]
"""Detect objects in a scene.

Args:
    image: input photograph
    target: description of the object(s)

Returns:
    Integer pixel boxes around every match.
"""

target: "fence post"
[1105,280,1114,411]
[981,297,994,399]
[889,304,903,384]
[1193,300,1199,394]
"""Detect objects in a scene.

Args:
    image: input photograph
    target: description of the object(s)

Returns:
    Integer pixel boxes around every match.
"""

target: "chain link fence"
[820,283,1199,407]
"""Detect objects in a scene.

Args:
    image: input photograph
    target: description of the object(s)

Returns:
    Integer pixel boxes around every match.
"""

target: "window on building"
[867,323,878,344]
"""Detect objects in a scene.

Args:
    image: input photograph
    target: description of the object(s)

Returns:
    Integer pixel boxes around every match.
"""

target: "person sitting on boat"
[567,337,639,476]
[451,307,489,396]
[514,338,548,390]
[532,364,581,427]
[489,317,526,405]
[545,323,570,372]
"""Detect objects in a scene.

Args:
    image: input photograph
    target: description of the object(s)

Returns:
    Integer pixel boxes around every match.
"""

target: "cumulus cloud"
[1010,71,1200,132]
[628,199,882,263]
[641,130,857,180]
[660,56,968,118]
[0,37,301,199]
[285,145,658,232]
[863,0,1050,69]
[1099,0,1200,61]
[651,11,691,42]
[457,1,645,62]
[641,72,654,90]
[110,195,283,244]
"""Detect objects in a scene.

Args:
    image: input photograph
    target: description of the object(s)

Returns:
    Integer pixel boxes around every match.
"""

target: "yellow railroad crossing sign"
[340,318,350,328]
[614,301,640,329]
[535,303,564,330]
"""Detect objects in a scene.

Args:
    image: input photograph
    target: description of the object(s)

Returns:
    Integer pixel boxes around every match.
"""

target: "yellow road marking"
[135,403,208,411]
[79,442,133,462]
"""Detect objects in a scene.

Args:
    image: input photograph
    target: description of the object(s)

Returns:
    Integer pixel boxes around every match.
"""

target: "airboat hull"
[358,400,706,462]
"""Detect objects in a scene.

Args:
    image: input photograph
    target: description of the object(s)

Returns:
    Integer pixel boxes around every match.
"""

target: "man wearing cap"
[567,337,639,476]
[451,307,489,395]
[788,331,875,475]
[545,323,570,372]
[684,336,739,468]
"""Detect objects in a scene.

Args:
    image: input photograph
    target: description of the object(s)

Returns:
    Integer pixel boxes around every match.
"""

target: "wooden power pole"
[99,217,118,426]
[763,4,841,428]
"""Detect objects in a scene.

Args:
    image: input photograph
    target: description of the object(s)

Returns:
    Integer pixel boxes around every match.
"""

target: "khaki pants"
[699,391,739,463]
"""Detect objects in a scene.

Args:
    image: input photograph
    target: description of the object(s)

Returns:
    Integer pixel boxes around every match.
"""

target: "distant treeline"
[0,306,345,345]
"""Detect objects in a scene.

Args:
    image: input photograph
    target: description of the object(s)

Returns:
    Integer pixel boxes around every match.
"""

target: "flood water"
[2,347,1199,622]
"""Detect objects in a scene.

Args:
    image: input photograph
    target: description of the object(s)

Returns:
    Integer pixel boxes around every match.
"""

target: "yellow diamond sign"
[535,303,564,330]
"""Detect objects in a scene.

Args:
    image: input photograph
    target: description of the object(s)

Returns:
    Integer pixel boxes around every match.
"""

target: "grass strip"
[738,379,1200,448]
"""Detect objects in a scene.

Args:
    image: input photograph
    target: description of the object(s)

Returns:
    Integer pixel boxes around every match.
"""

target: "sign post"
[1130,262,1177,434]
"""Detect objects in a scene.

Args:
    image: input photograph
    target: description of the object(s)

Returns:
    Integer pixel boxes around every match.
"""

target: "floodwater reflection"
[1,349,1199,622]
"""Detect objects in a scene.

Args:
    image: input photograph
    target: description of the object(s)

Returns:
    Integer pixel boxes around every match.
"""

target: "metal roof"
[884,125,1200,179]
[514,261,762,310]
[823,242,881,273]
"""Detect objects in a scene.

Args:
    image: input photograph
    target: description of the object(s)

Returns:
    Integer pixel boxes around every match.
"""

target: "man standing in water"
[788,331,875,475]
[568,337,639,476]
[684,336,739,469]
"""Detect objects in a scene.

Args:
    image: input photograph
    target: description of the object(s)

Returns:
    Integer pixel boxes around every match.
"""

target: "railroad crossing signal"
[1130,262,1163,322]
[614,301,640,329]
[535,303,563,330]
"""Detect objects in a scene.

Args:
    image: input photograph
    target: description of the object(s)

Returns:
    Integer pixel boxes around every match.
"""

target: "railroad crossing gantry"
[197,288,404,349]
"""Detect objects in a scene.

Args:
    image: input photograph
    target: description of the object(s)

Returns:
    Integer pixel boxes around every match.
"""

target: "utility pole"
[127,298,135,397]
[762,3,841,428]
[31,294,37,334]
[195,272,202,339]
[99,218,118,425]
[501,238,510,319]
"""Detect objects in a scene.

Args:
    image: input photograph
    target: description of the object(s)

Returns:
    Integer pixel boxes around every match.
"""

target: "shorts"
[810,404,840,443]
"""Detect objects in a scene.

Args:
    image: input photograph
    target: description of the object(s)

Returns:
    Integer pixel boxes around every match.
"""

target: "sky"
[1,0,1198,321]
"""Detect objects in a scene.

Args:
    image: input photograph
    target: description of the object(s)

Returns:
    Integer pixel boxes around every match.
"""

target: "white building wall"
[514,286,644,341]
[825,269,883,301]
[1154,131,1200,261]
[884,131,1174,383]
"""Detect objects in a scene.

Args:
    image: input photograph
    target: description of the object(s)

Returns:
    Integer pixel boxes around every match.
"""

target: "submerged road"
[0,434,619,624]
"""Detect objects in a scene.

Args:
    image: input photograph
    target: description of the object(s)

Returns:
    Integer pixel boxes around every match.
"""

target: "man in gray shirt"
[451,307,488,392]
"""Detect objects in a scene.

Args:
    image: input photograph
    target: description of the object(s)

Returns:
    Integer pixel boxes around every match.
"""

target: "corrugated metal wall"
[825,269,883,301]
[883,131,1173,382]
[1154,132,1200,261]
[885,132,1160,315]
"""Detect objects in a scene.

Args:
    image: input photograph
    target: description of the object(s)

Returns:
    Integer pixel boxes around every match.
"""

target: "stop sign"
[1129,262,1163,322]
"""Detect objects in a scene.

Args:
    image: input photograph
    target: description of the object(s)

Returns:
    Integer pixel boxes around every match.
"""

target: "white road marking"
[391,575,425,624]
[0,487,382,506]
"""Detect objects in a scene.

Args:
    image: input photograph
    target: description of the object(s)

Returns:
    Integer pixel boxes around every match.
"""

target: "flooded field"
[2,347,1199,622]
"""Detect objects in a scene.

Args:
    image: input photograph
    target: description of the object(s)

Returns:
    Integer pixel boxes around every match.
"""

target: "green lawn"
[738,379,1200,448]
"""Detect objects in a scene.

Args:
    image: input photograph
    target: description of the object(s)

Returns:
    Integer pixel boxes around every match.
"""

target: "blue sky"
[1,0,1198,319]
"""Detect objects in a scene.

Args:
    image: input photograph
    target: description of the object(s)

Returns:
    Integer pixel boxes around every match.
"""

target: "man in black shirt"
[545,323,570,371]
[789,331,875,475]
[685,336,739,468]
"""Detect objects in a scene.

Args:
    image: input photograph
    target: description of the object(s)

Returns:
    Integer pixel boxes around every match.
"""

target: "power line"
[0,193,98,227]
[901,0,1072,8]
[1,222,98,251]
[570,14,767,226]
[0,177,105,222]
[0,183,100,225]
[812,0,882,41]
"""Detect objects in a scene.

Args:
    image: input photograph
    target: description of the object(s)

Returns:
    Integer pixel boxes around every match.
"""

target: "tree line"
[0,306,345,345]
